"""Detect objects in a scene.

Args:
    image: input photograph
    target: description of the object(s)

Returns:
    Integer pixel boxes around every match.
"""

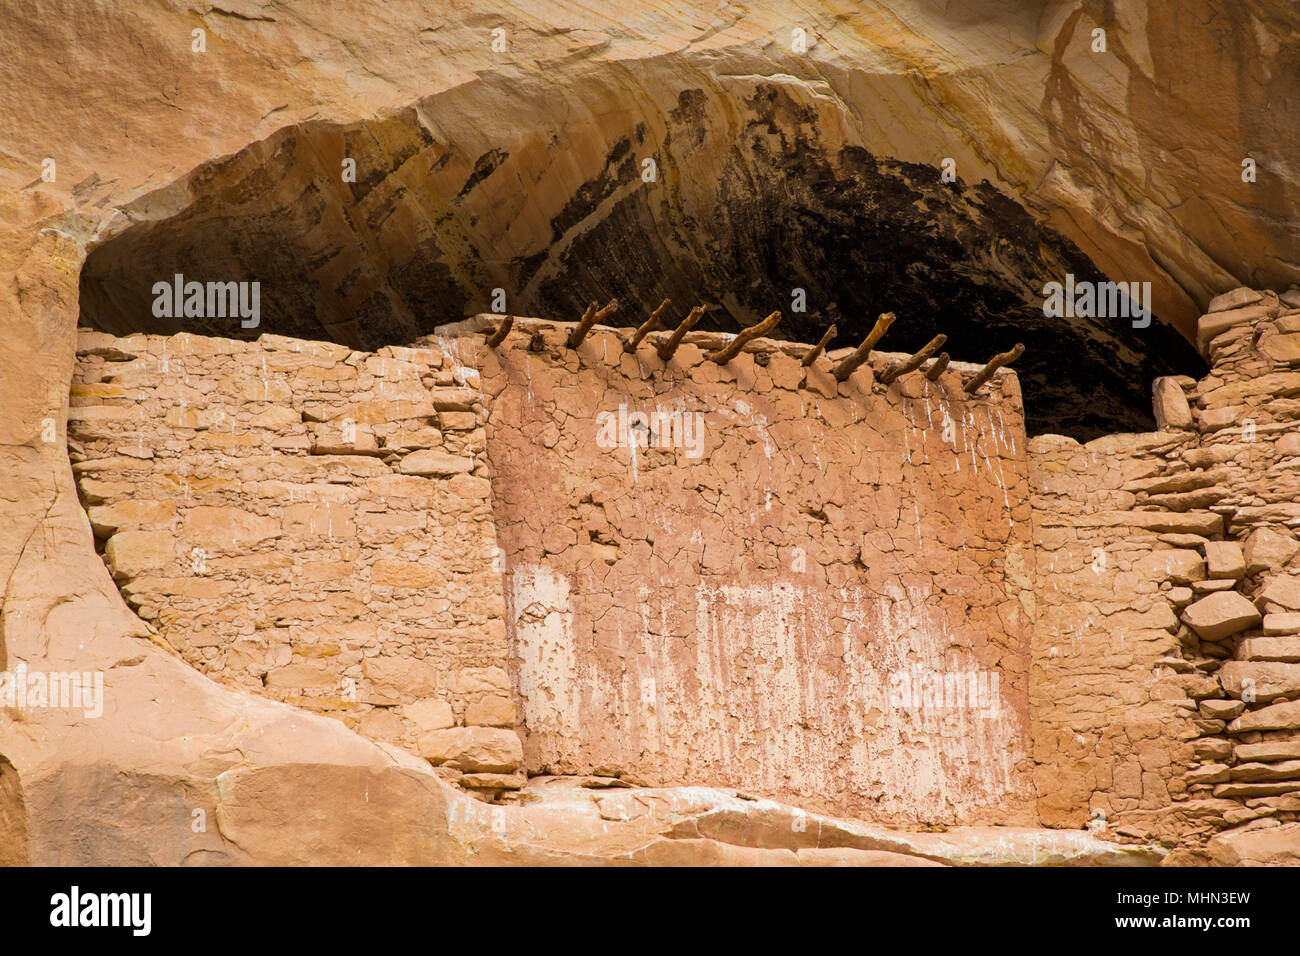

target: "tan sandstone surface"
[2,1,1299,865]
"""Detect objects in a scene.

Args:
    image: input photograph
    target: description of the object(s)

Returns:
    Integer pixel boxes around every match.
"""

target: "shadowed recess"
[78,70,1203,438]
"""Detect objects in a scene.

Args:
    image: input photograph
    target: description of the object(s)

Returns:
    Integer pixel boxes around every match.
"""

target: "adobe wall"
[477,320,1035,825]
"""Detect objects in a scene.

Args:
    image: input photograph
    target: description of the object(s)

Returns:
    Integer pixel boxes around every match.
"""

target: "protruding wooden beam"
[486,314,514,348]
[528,330,546,352]
[801,324,837,367]
[566,301,599,349]
[708,311,781,364]
[963,343,1025,394]
[625,299,670,353]
[879,334,948,385]
[924,352,950,381]
[594,298,619,322]
[657,305,705,361]
[833,311,896,382]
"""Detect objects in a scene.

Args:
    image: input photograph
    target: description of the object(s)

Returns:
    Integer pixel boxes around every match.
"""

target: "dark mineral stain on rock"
[78,81,1203,439]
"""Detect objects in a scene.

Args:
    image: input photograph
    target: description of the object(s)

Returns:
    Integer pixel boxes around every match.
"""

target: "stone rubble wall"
[1169,288,1300,863]
[1025,284,1300,858]
[67,330,522,795]
[474,319,1035,826]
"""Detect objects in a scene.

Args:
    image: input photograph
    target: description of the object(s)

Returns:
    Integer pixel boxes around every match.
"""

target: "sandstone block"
[1264,612,1300,636]
[1199,699,1245,720]
[1203,541,1246,580]
[400,699,455,733]
[430,388,477,411]
[264,660,341,691]
[1244,527,1299,575]
[458,772,526,790]
[1219,661,1300,701]
[1238,637,1300,662]
[1230,760,1300,783]
[310,421,380,455]
[104,530,175,578]
[1260,574,1300,612]
[362,655,442,704]
[438,411,478,431]
[1138,549,1204,584]
[184,506,280,548]
[1185,763,1231,785]
[87,499,176,537]
[1181,591,1262,641]
[465,694,517,728]
[399,449,473,476]
[1207,287,1264,313]
[1151,377,1193,430]
[1237,741,1300,762]
[370,559,439,589]
[1260,332,1300,364]
[418,727,523,772]
[1229,700,1300,733]
[1197,303,1273,354]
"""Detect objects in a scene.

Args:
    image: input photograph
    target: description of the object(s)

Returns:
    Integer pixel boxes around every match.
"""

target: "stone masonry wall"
[1026,284,1300,859]
[473,318,1035,826]
[67,329,522,796]
[1028,429,1210,847]
[69,290,1300,841]
[1169,288,1300,863]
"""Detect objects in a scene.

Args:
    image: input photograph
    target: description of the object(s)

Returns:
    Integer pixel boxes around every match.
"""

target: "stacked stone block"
[68,329,521,797]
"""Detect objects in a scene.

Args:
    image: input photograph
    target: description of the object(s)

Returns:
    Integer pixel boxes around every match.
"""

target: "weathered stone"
[1238,637,1300,662]
[419,728,523,772]
[399,449,474,476]
[1181,591,1262,641]
[1260,575,1300,612]
[1236,740,1300,762]
[1207,822,1300,865]
[1203,541,1246,581]
[1219,661,1300,701]
[1199,699,1245,720]
[103,530,175,578]
[465,695,517,728]
[1230,760,1300,782]
[1264,612,1300,636]
[1245,528,1300,575]
[1229,700,1300,733]
[1207,287,1264,314]
[1151,377,1193,430]
[1197,304,1274,354]
[184,506,280,548]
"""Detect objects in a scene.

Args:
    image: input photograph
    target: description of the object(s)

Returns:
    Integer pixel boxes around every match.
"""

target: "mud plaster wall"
[479,321,1035,826]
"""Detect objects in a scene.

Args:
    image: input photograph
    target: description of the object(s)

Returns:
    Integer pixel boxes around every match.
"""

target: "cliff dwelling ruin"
[3,0,1300,879]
